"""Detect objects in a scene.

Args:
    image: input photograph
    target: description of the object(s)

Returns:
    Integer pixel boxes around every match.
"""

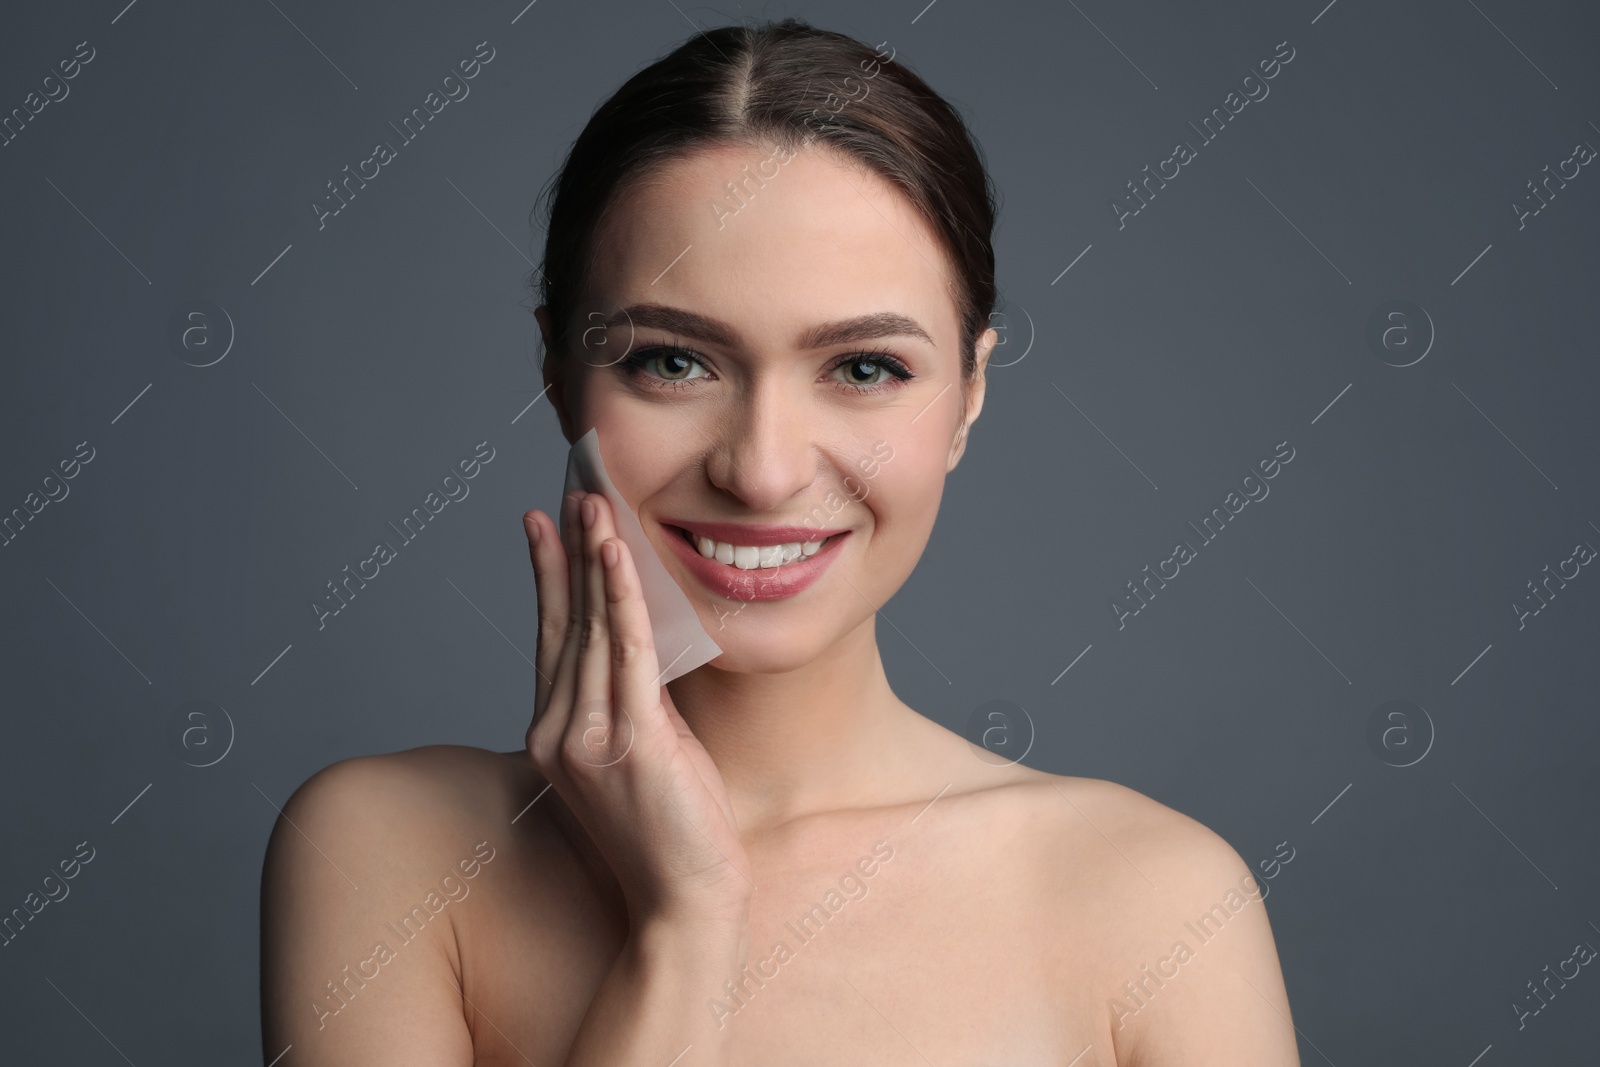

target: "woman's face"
[540,141,994,673]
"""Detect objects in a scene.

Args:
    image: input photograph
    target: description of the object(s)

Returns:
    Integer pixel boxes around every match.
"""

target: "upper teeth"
[688,531,826,569]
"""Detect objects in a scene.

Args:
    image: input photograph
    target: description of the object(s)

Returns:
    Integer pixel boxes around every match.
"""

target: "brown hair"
[531,17,999,380]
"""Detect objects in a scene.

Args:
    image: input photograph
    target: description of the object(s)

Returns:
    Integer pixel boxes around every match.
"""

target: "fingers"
[532,493,587,762]
[524,510,563,718]
[599,529,666,744]
[573,493,617,759]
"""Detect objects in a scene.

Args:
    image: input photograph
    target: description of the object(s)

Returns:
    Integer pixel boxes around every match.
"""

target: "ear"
[534,305,577,443]
[947,326,997,472]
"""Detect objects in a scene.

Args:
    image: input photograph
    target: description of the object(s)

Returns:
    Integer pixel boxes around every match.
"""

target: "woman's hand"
[522,492,754,934]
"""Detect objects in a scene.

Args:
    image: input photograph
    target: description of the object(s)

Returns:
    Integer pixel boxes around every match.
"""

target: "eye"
[828,350,914,394]
[617,344,916,395]
[617,346,711,390]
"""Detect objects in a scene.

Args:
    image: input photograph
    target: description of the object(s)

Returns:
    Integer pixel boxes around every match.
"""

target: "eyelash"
[616,344,916,395]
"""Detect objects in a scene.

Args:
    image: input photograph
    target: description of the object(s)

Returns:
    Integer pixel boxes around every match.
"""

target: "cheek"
[590,406,686,509]
[859,433,948,542]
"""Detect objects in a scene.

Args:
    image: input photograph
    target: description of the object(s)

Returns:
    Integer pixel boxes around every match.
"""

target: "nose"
[703,376,818,511]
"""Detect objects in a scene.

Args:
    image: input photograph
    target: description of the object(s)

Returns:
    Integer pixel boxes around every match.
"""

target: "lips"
[658,520,849,601]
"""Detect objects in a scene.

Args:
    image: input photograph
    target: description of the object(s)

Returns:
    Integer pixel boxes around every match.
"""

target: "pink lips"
[659,520,849,601]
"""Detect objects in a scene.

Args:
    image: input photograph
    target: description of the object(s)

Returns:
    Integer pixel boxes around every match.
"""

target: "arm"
[260,755,476,1066]
[559,915,749,1066]
[261,749,751,1067]
[1100,800,1301,1066]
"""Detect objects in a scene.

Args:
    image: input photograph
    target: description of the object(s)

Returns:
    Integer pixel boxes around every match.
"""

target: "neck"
[665,617,916,834]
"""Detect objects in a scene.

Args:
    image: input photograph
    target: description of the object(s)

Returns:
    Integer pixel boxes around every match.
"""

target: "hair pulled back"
[533,17,998,380]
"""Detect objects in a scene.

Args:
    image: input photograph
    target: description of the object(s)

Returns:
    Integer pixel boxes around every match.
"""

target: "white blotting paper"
[559,427,723,684]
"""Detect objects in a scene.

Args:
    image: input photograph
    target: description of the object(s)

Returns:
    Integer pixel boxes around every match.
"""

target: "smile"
[659,520,850,601]
[676,527,836,569]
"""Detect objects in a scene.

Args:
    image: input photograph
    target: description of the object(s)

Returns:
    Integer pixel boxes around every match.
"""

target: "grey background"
[1,0,1596,1062]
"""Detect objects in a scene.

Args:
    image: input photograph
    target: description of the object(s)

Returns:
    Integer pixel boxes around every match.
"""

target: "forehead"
[581,142,961,350]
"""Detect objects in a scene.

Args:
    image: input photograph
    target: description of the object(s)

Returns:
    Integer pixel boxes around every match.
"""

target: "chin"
[691,609,837,675]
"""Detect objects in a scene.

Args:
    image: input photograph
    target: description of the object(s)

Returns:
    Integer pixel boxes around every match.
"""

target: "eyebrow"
[603,303,936,350]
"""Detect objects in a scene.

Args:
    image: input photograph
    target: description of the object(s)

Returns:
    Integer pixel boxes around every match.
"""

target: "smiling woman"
[261,17,1299,1067]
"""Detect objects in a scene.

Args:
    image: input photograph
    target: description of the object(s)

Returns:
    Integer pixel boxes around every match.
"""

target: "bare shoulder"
[1025,771,1247,885]
[1005,770,1299,1065]
[260,745,535,1066]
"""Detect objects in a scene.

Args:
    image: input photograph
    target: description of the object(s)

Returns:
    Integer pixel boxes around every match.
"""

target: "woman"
[261,18,1299,1065]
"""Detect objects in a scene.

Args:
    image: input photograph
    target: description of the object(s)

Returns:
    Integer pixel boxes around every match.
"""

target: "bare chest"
[456,816,1117,1067]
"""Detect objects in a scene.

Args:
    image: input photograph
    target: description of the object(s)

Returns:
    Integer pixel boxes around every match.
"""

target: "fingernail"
[581,496,597,530]
[528,516,542,546]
